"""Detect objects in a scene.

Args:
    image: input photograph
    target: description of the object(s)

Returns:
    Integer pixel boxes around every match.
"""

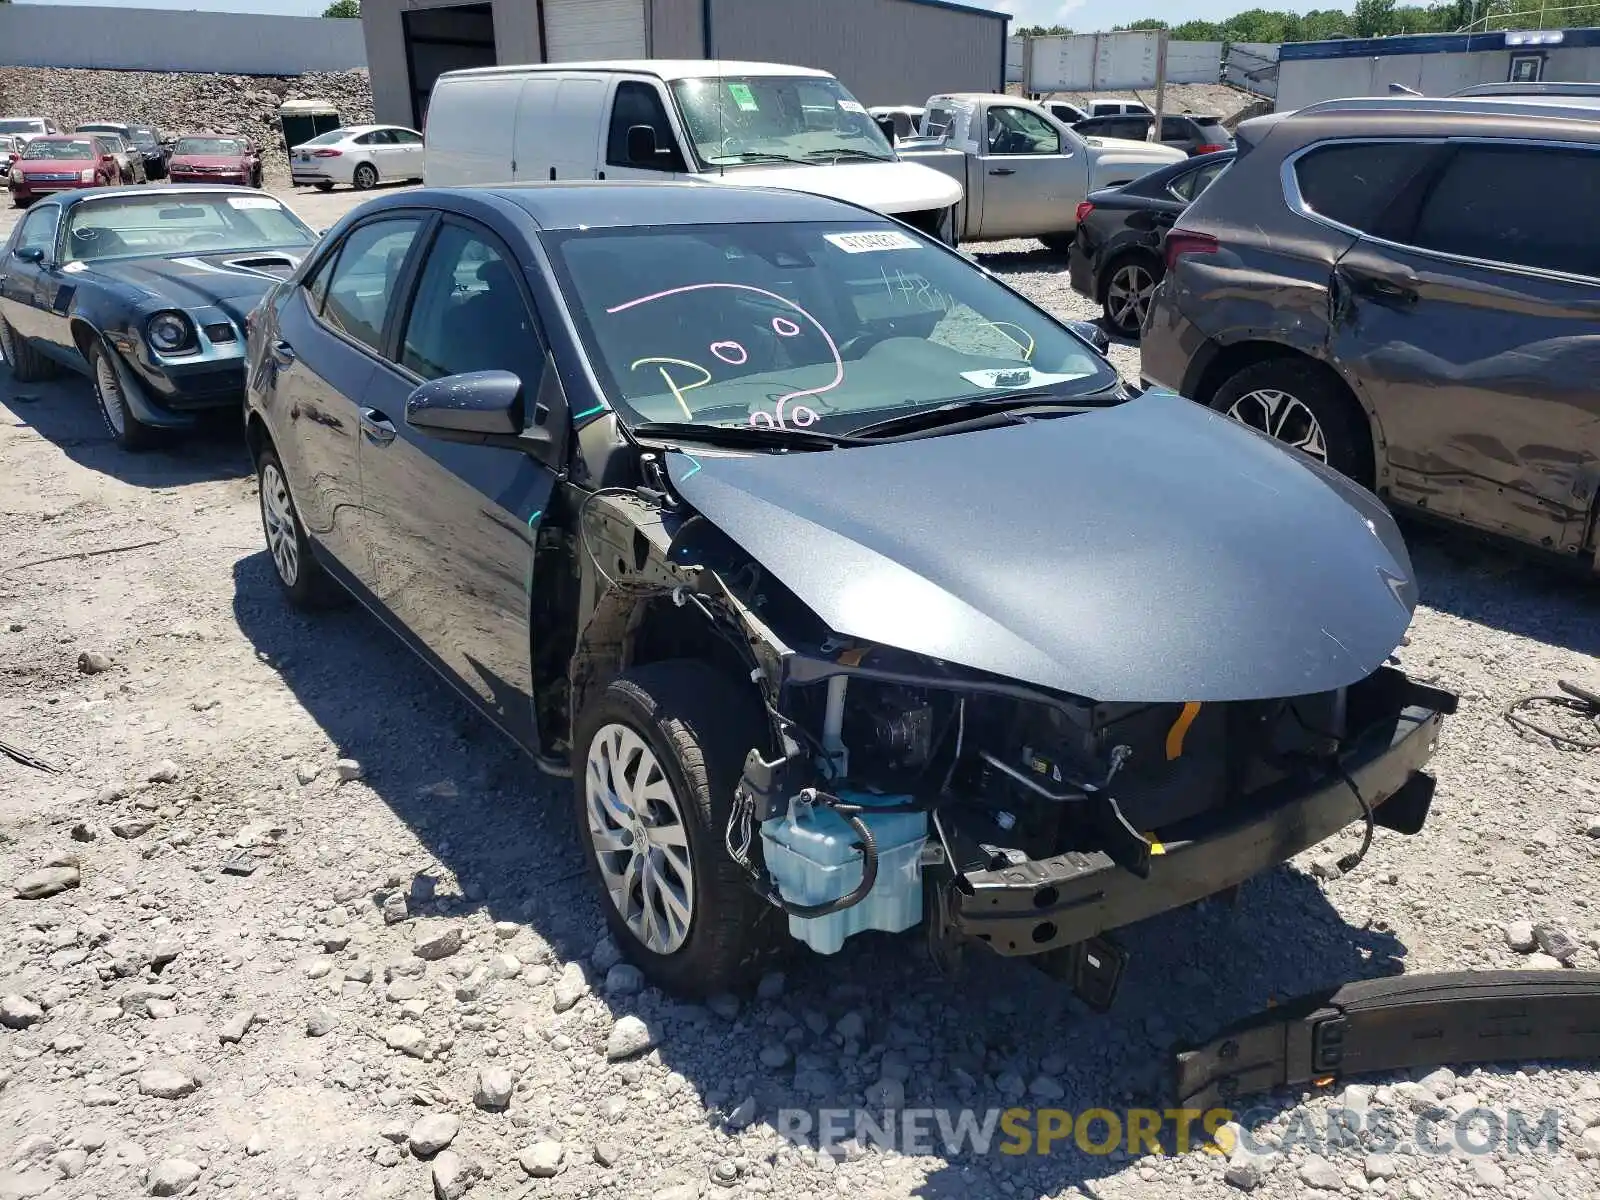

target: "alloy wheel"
[1105,262,1156,333]
[93,351,128,436]
[584,722,695,955]
[260,462,301,586]
[353,164,377,190]
[1224,388,1330,463]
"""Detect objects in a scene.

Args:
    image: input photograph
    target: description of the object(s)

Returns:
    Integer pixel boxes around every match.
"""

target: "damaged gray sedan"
[244,182,1456,1003]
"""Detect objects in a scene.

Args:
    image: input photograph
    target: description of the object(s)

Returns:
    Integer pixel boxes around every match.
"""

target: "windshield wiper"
[709,151,814,167]
[845,387,1121,441]
[804,148,893,163]
[631,421,862,451]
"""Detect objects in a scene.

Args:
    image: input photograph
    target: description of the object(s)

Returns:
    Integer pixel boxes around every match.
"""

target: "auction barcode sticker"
[824,230,921,254]
[228,196,280,210]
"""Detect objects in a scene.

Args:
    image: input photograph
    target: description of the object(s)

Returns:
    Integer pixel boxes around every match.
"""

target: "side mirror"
[406,370,537,448]
[1067,319,1111,356]
[15,247,45,264]
[626,124,660,166]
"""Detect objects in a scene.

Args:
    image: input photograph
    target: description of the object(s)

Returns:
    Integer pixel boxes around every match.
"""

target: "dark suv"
[1142,96,1600,565]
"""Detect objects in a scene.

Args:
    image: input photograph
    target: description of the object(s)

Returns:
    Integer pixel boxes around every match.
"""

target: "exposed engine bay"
[561,445,1458,1007]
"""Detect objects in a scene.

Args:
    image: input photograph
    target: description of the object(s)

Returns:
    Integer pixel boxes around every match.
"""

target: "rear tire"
[88,340,163,451]
[352,163,378,191]
[572,662,782,997]
[1099,252,1162,339]
[256,447,344,609]
[1039,233,1074,254]
[315,182,334,193]
[0,312,59,383]
[1209,358,1373,487]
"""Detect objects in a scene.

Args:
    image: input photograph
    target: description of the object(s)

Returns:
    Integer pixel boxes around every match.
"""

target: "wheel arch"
[1095,243,1162,303]
[1195,341,1385,488]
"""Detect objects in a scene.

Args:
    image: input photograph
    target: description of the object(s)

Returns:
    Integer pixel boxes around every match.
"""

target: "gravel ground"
[1,185,1598,1200]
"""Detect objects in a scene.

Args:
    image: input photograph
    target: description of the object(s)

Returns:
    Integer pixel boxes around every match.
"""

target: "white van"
[423,60,965,242]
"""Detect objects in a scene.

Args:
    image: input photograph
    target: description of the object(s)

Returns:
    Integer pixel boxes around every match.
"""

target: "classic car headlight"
[147,311,195,354]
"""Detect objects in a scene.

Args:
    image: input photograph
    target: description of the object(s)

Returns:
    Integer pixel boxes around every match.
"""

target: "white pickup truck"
[898,93,1186,250]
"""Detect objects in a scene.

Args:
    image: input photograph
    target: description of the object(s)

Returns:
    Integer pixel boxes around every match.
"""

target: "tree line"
[1017,2,1599,43]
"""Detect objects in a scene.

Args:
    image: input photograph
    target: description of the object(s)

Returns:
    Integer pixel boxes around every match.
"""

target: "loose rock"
[111,818,155,839]
[413,924,463,961]
[138,1068,198,1099]
[1533,923,1580,963]
[606,1014,659,1060]
[430,1150,480,1200]
[1504,920,1536,952]
[147,759,181,783]
[383,1025,428,1058]
[217,1009,255,1044]
[605,963,644,996]
[474,1065,514,1111]
[335,757,364,781]
[552,962,588,1012]
[518,1141,565,1177]
[408,1112,461,1157]
[306,1008,334,1037]
[77,650,114,674]
[147,1157,202,1196]
[0,995,45,1029]
[13,864,79,899]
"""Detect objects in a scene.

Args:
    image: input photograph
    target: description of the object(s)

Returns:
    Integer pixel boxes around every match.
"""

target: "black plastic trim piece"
[1174,970,1600,1108]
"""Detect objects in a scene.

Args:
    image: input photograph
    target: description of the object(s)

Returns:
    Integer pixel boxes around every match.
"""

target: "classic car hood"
[711,159,964,215]
[170,155,247,169]
[664,390,1417,703]
[87,250,307,321]
[20,158,93,173]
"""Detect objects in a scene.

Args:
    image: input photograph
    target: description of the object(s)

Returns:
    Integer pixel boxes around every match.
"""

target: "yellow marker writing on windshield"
[630,356,710,420]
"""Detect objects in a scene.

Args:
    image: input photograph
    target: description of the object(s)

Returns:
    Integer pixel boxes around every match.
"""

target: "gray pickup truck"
[898,93,1185,250]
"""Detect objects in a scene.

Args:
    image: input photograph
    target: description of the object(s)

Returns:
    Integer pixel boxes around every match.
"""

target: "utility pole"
[1152,30,1168,146]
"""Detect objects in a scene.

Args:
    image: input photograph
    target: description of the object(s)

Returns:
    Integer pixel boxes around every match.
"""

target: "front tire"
[256,448,343,608]
[88,340,162,450]
[1209,358,1373,486]
[352,163,378,191]
[0,312,59,383]
[572,662,781,997]
[1100,253,1161,339]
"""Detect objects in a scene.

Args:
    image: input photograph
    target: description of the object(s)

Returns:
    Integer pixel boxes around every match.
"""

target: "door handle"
[360,408,397,444]
[1339,266,1418,306]
[988,167,1016,176]
[271,339,295,363]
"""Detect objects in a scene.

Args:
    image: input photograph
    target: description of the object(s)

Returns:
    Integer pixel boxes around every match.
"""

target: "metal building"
[1275,27,1600,110]
[360,0,1009,127]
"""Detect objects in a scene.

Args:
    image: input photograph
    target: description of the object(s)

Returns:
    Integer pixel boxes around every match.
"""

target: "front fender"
[88,328,197,430]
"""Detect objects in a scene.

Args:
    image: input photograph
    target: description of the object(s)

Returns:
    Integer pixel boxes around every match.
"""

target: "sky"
[16,0,1342,27]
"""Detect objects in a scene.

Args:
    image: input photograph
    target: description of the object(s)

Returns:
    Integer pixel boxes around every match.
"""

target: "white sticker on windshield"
[227,196,279,210]
[837,99,866,114]
[824,230,920,254]
[61,261,87,273]
[960,367,1094,390]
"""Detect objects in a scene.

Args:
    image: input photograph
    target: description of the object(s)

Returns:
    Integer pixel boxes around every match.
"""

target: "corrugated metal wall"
[650,0,707,58]
[708,0,1005,108]
[0,2,367,74]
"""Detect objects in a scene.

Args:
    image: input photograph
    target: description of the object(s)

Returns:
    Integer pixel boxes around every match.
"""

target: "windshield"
[129,128,160,147]
[61,194,315,262]
[174,137,245,156]
[77,124,126,135]
[0,119,46,136]
[24,139,95,160]
[544,221,1116,436]
[669,76,894,168]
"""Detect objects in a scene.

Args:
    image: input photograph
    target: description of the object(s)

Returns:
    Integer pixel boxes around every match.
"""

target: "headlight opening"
[147,311,195,354]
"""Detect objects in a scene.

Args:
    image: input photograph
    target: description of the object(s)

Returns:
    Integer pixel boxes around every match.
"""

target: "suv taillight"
[1164,229,1219,270]
[1074,201,1095,224]
[1195,143,1228,155]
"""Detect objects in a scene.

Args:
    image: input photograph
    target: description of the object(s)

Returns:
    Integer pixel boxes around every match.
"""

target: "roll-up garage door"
[543,0,647,62]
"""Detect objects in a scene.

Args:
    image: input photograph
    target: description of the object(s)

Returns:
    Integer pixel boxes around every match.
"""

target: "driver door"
[976,105,1076,240]
[1,205,66,353]
[598,78,688,181]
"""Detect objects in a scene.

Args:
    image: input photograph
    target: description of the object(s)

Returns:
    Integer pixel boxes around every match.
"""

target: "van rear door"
[425,75,521,185]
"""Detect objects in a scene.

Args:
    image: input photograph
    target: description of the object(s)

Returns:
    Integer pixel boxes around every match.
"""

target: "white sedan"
[289,124,424,192]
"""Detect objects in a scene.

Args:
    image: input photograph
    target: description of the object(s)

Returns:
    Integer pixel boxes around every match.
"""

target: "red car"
[166,135,262,187]
[9,135,119,207]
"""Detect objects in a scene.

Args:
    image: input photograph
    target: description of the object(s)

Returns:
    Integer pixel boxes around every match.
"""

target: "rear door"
[1329,139,1600,553]
[551,76,607,180]
[510,76,559,181]
[357,129,399,178]
[975,103,1078,239]
[354,215,555,746]
[392,128,425,177]
[268,212,430,579]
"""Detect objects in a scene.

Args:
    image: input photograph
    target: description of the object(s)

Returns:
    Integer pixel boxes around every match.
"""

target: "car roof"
[385,181,884,231]
[47,184,289,209]
[1285,94,1600,123]
[440,60,830,83]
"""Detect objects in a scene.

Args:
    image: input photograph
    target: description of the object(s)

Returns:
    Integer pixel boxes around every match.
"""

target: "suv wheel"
[572,662,782,996]
[1210,359,1372,486]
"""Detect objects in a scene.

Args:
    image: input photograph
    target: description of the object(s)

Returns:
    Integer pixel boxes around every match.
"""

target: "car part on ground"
[0,187,317,447]
[244,181,1452,1002]
[1174,970,1600,1108]
[1140,94,1600,566]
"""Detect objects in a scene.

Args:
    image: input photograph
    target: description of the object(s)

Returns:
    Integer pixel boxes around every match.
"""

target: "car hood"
[711,159,963,215]
[19,158,94,172]
[85,249,310,322]
[663,389,1417,703]
[171,155,248,169]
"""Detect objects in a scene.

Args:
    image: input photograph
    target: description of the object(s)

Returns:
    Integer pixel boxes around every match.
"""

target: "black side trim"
[1173,970,1600,1108]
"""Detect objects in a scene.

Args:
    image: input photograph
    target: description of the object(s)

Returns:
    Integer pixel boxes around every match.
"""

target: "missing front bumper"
[949,698,1448,957]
